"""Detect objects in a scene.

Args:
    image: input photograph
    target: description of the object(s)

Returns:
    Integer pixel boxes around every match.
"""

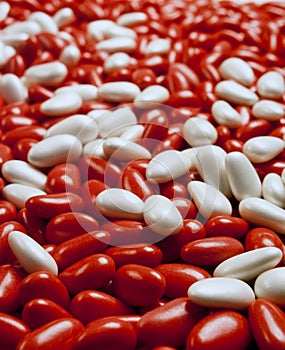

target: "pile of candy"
[0,0,285,349]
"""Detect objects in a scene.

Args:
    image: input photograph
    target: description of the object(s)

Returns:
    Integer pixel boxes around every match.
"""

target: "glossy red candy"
[245,227,284,252]
[17,318,84,350]
[122,168,154,200]
[155,263,210,299]
[186,311,252,350]
[234,119,273,142]
[2,125,46,147]
[0,312,30,350]
[17,208,47,245]
[69,290,134,325]
[46,163,81,194]
[0,143,13,170]
[1,115,37,133]
[73,316,137,350]
[172,197,198,220]
[22,298,73,330]
[132,67,156,89]
[0,200,17,224]
[137,298,207,347]
[28,84,54,103]
[12,138,38,162]
[204,215,250,239]
[249,299,285,350]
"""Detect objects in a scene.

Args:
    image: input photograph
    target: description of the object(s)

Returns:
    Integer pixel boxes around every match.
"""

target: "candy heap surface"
[0,0,285,349]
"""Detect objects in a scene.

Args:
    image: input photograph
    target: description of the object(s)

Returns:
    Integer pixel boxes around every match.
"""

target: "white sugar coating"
[183,117,218,147]
[262,173,285,209]
[96,188,144,220]
[25,61,68,87]
[120,124,145,141]
[83,139,106,159]
[53,7,75,28]
[257,71,285,99]
[87,19,115,41]
[96,37,137,53]
[104,52,131,73]
[2,184,46,209]
[3,20,42,35]
[40,92,82,116]
[211,100,242,128]
[55,84,97,101]
[0,2,10,22]
[0,33,28,49]
[219,57,255,86]
[243,136,284,163]
[59,45,81,68]
[145,38,171,56]
[29,11,58,34]
[98,82,140,102]
[134,85,170,108]
[8,231,58,275]
[143,195,183,235]
[188,277,255,310]
[282,168,285,185]
[251,100,284,120]
[105,24,137,39]
[0,73,27,103]
[213,247,282,281]
[116,12,148,27]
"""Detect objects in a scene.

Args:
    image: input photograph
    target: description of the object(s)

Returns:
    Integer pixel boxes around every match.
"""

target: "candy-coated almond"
[87,20,115,40]
[3,20,41,35]
[25,61,68,87]
[117,12,148,26]
[263,173,285,208]
[120,124,144,141]
[83,139,106,159]
[59,45,81,68]
[29,11,58,33]
[219,57,255,86]
[40,92,82,116]
[0,73,27,103]
[53,8,75,28]
[105,24,137,39]
[205,215,249,239]
[211,100,242,128]
[28,134,82,167]
[252,100,284,120]
[45,163,81,194]
[188,277,255,309]
[245,227,284,252]
[243,136,284,163]
[187,181,232,218]
[145,39,170,56]
[2,184,46,209]
[239,198,285,235]
[96,37,137,53]
[256,71,285,99]
[55,84,97,101]
[102,137,151,160]
[215,80,258,106]
[213,247,282,281]
[0,2,10,22]
[183,117,218,147]
[104,52,131,73]
[98,81,140,102]
[134,85,170,108]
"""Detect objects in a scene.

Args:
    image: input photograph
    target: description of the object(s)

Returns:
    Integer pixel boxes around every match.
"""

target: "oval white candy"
[211,100,242,128]
[40,92,82,116]
[134,85,170,108]
[187,181,232,219]
[28,134,82,167]
[25,61,68,87]
[2,184,46,209]
[2,160,47,190]
[262,173,285,209]
[96,188,144,220]
[243,136,284,163]
[0,2,10,22]
[146,150,191,183]
[53,7,75,28]
[193,145,231,197]
[282,168,285,185]
[44,114,98,144]
[29,11,58,34]
[59,45,81,68]
[143,195,183,235]
[0,73,27,103]
[180,148,197,171]
[102,137,151,161]
[215,80,259,106]
[3,20,41,35]
[8,230,58,275]
[98,82,140,102]
[120,124,144,141]
[188,277,255,310]
[225,152,262,201]
[104,52,131,73]
[55,84,97,101]
[145,38,171,56]
[256,71,285,99]
[183,117,218,147]
[105,25,137,39]
[255,267,285,306]
[96,37,136,53]
[251,100,284,121]
[0,33,28,49]
[116,12,148,27]
[83,139,106,159]
[87,20,115,41]
[239,197,285,235]
[214,247,282,281]
[219,57,255,86]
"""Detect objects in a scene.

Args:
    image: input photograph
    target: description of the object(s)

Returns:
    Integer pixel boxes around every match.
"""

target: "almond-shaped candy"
[28,134,82,167]
[215,80,258,106]
[0,2,10,22]
[243,136,284,163]
[116,12,148,27]
[263,173,285,208]
[8,230,58,275]
[55,84,97,101]
[183,117,218,147]
[103,52,131,73]
[53,7,75,28]
[40,92,82,116]
[2,184,46,209]
[59,45,81,68]
[219,57,255,86]
[2,160,47,190]
[96,188,144,220]
[105,24,137,39]
[29,11,58,34]
[120,125,144,141]
[83,139,106,159]
[256,71,285,99]
[187,181,232,219]
[282,168,285,185]
[143,195,183,235]
[145,38,171,56]
[146,150,191,183]
[87,20,115,41]
[213,247,282,281]
[98,82,140,102]
[96,37,136,53]
[251,100,284,121]
[211,100,242,128]
[225,152,262,201]
[3,20,41,35]
[188,277,255,310]
[134,85,170,108]
[239,197,285,235]
[0,73,27,103]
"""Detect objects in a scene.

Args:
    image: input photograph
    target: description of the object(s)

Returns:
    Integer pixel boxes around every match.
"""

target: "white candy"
[214,247,282,281]
[262,173,285,209]
[188,277,255,310]
[53,7,75,28]
[105,25,137,39]
[2,160,47,190]
[40,92,82,116]
[83,139,106,159]
[239,197,285,235]
[225,152,262,201]
[104,52,131,73]
[96,188,144,220]
[219,57,255,86]
[25,61,68,87]
[211,100,242,128]
[28,134,82,167]
[0,73,27,103]
[102,137,151,161]
[55,84,97,101]
[282,168,285,185]
[2,184,46,209]
[0,33,28,48]
[3,20,41,35]
[187,181,232,219]
[87,109,109,123]
[87,20,115,41]
[116,12,148,27]
[180,148,197,171]
[59,45,81,68]
[145,38,171,56]
[96,37,137,53]
[8,231,58,275]
[256,71,285,99]
[143,195,183,235]
[183,117,218,147]
[29,11,58,33]
[0,42,15,67]
[146,150,191,183]
[120,124,144,141]
[98,82,140,102]
[215,80,259,106]
[194,145,232,197]
[44,114,98,144]
[0,2,10,22]
[255,267,285,307]
[243,136,284,163]
[134,85,170,108]
[251,100,284,121]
